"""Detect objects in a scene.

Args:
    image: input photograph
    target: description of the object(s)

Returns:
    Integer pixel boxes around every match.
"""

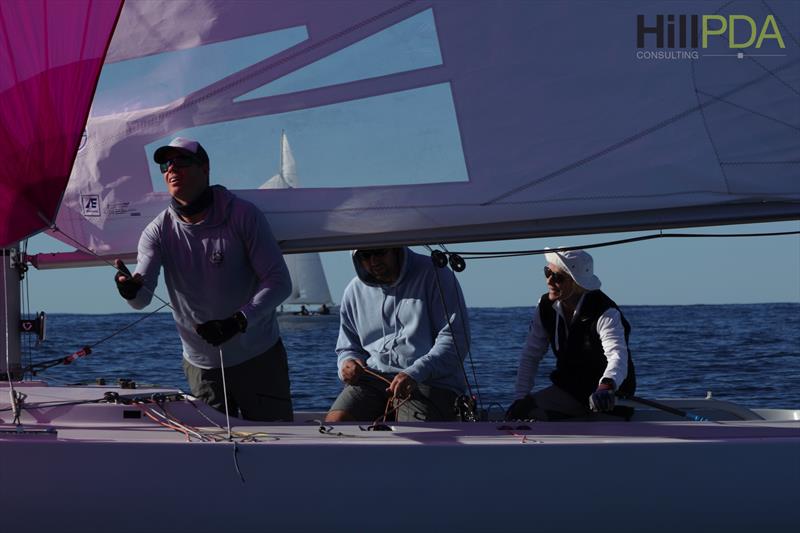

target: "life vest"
[538,291,636,404]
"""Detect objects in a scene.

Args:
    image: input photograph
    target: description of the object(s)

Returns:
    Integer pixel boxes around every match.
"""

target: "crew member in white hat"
[507,248,636,420]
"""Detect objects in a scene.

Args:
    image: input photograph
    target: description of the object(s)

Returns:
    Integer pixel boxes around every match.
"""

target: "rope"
[22,303,169,376]
[45,222,175,311]
[217,346,245,484]
[445,229,800,260]
[428,249,482,416]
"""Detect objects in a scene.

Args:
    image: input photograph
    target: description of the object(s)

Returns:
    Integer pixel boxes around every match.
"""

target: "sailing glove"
[196,312,247,346]
[589,389,616,412]
[114,268,141,300]
[506,394,537,420]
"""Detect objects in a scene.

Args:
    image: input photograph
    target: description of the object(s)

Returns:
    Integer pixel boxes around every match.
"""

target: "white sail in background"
[260,133,333,306]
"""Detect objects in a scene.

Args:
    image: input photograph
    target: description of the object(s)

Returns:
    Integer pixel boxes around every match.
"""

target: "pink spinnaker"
[0,0,122,248]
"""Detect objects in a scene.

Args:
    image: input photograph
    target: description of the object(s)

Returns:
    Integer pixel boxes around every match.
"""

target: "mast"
[1,245,21,380]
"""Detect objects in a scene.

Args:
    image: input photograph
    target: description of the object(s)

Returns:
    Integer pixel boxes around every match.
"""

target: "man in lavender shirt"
[113,137,294,421]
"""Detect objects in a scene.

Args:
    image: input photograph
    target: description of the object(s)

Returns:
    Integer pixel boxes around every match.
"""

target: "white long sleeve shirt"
[513,293,629,399]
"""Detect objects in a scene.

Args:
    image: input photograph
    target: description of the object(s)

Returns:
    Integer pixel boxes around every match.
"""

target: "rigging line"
[430,258,481,414]
[20,303,169,377]
[431,245,484,414]
[446,230,800,259]
[0,397,106,413]
[3,248,19,417]
[217,346,245,483]
[21,239,33,378]
[44,222,175,312]
[86,303,169,350]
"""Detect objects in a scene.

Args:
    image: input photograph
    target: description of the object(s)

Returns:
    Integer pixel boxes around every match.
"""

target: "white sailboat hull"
[2,382,798,533]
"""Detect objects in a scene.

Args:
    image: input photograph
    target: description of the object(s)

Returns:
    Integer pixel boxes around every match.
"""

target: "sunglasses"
[159,156,200,173]
[544,266,569,284]
[356,249,390,260]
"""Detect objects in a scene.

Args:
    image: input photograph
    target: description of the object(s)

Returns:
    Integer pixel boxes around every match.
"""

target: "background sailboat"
[260,132,336,317]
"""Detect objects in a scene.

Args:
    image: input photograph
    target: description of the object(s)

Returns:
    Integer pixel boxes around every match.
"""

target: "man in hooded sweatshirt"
[326,247,470,422]
[113,137,294,421]
[506,248,635,421]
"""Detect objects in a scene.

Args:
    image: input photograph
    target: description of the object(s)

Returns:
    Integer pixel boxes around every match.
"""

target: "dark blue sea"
[19,304,800,411]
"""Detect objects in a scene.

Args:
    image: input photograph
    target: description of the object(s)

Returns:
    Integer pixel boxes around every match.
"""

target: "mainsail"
[0,0,122,248]
[52,1,798,256]
[261,133,333,306]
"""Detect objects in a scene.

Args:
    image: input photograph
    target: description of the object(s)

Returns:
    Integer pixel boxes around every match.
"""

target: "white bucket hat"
[544,248,601,290]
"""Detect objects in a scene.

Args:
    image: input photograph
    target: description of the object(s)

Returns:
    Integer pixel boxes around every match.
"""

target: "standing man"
[114,137,294,421]
[507,249,635,420]
[326,247,470,422]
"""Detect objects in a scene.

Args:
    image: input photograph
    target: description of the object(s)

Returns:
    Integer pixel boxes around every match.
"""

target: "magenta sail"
[0,0,122,248]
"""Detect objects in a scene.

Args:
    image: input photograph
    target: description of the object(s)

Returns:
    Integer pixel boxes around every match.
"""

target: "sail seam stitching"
[695,90,800,132]
[482,58,798,205]
[690,59,731,194]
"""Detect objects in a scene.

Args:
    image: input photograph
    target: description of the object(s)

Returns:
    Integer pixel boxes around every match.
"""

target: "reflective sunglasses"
[159,156,200,173]
[544,266,569,284]
[356,249,390,260]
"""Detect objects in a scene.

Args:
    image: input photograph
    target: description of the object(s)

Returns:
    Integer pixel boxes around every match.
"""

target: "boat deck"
[2,381,798,445]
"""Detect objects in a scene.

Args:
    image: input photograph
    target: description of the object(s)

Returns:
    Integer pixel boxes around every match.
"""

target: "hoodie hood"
[168,185,234,228]
[351,247,410,288]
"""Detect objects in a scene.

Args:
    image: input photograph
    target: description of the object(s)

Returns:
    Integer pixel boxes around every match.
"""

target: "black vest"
[538,291,636,404]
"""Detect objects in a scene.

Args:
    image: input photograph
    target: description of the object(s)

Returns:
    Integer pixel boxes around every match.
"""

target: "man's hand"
[340,358,365,385]
[114,259,143,300]
[589,387,616,412]
[387,372,416,399]
[506,395,537,420]
[196,314,242,346]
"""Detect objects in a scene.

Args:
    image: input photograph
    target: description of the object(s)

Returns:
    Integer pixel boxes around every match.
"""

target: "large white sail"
[261,133,333,306]
[52,1,799,257]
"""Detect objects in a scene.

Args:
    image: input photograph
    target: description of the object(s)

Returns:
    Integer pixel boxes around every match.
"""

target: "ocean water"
[19,304,800,411]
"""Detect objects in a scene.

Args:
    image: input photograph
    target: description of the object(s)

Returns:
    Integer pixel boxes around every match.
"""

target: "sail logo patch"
[81,195,101,217]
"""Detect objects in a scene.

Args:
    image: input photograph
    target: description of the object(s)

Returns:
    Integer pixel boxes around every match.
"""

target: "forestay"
[53,0,799,256]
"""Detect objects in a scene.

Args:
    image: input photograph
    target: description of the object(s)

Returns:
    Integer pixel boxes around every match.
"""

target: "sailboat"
[260,132,337,319]
[2,1,798,532]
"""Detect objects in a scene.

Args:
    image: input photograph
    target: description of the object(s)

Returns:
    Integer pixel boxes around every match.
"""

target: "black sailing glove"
[113,263,142,301]
[505,394,537,421]
[589,389,616,412]
[196,312,247,347]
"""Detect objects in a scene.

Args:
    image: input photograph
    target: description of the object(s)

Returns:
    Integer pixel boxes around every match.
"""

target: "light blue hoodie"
[336,248,470,394]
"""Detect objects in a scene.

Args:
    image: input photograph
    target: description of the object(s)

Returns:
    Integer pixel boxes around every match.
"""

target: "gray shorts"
[183,338,293,422]
[329,372,459,422]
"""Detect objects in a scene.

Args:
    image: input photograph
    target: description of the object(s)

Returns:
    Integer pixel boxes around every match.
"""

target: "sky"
[17,5,800,314]
[23,219,800,314]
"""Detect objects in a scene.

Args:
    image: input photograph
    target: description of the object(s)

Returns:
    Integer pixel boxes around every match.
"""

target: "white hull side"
[1,384,798,533]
